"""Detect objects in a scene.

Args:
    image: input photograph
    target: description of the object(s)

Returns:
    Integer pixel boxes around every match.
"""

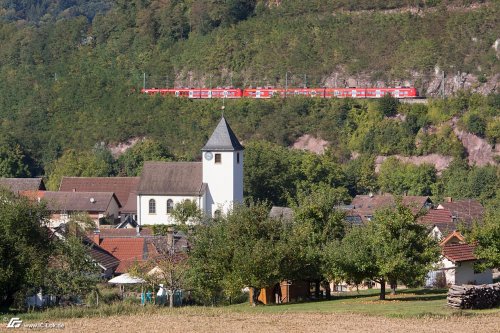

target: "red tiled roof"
[351,194,430,221]
[41,191,118,212]
[99,238,146,262]
[442,243,477,262]
[0,178,45,193]
[97,228,153,237]
[115,258,146,274]
[419,209,453,225]
[59,177,140,208]
[82,236,120,270]
[438,199,484,224]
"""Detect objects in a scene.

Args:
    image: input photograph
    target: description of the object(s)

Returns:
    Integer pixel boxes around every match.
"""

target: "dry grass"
[37,311,500,333]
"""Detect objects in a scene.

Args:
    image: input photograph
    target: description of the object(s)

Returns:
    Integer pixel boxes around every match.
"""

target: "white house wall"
[438,257,493,285]
[138,195,204,225]
[455,261,493,285]
[441,257,457,285]
[202,150,243,215]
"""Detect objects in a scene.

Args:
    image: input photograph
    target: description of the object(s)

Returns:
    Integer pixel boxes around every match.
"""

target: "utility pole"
[285,72,288,98]
[143,72,146,90]
[54,73,58,81]
[441,70,445,99]
[304,74,307,88]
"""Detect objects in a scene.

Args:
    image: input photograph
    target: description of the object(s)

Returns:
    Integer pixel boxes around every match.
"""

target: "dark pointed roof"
[202,117,244,151]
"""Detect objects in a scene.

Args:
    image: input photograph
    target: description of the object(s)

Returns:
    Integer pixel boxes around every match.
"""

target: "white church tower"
[202,117,244,216]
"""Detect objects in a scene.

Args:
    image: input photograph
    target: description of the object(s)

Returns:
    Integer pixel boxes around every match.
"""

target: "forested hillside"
[0,0,498,207]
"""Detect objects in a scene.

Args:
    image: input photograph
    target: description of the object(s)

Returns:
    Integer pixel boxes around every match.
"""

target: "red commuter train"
[141,86,418,99]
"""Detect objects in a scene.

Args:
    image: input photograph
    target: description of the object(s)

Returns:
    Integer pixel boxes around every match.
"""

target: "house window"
[215,153,221,164]
[149,199,156,214]
[237,152,240,164]
[167,199,174,214]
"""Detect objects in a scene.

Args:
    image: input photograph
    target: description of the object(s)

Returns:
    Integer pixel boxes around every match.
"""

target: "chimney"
[136,225,141,236]
[167,227,175,249]
[93,229,101,245]
[445,197,452,203]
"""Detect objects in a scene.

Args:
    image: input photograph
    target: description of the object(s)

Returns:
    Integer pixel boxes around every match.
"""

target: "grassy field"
[2,289,499,332]
[3,288,499,323]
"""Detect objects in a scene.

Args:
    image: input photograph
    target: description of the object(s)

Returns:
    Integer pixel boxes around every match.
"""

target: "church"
[136,117,244,225]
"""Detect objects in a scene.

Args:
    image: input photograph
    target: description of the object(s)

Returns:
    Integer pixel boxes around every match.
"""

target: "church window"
[237,152,240,164]
[215,153,221,164]
[167,199,174,214]
[149,199,156,214]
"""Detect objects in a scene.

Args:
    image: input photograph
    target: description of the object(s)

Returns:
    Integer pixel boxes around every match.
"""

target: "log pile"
[447,283,500,309]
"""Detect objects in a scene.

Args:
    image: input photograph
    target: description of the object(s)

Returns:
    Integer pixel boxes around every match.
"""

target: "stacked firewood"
[447,283,500,309]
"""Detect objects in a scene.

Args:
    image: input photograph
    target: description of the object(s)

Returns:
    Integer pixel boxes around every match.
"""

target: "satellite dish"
[90,197,96,203]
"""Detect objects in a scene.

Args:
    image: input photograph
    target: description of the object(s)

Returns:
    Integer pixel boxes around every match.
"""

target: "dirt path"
[28,312,500,333]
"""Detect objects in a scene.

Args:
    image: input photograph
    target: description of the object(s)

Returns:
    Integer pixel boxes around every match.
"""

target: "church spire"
[202,117,244,152]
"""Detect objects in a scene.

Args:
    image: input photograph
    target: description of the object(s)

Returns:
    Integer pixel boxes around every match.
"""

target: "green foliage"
[343,154,378,195]
[325,202,440,299]
[243,141,301,205]
[44,235,101,302]
[46,149,114,190]
[463,112,486,137]
[485,118,500,144]
[188,202,287,305]
[378,157,437,196]
[377,94,400,117]
[416,125,465,158]
[170,199,203,225]
[0,134,31,177]
[467,207,500,271]
[436,162,499,203]
[323,226,376,285]
[116,139,172,176]
[0,190,52,308]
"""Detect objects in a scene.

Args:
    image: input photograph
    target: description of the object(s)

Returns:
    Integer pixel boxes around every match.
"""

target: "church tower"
[202,117,244,216]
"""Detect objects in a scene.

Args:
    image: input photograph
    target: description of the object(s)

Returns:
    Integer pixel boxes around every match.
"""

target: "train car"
[365,87,418,98]
[324,88,366,98]
[243,87,285,98]
[199,88,243,99]
[285,88,326,98]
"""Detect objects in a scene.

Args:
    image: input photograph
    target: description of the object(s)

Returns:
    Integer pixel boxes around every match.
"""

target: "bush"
[463,113,486,137]
[378,94,400,117]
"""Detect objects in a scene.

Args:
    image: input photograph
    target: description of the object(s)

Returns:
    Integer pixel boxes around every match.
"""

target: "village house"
[427,231,492,286]
[419,198,484,240]
[347,194,432,222]
[58,176,140,222]
[91,227,189,275]
[48,224,120,279]
[22,191,121,228]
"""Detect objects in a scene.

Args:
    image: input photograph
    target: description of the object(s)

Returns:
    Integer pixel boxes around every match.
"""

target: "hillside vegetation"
[0,0,498,206]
